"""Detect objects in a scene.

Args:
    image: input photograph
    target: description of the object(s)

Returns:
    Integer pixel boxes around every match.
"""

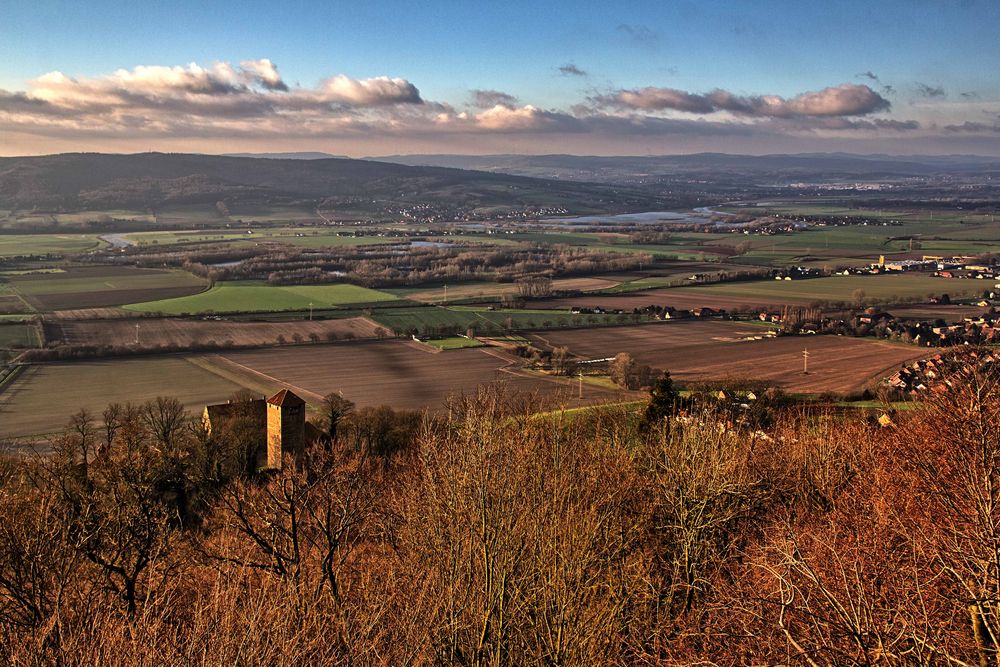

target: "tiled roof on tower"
[267,388,306,407]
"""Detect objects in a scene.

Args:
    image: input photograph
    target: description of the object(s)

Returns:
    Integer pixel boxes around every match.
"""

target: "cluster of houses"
[885,349,997,395]
[779,306,999,347]
[773,266,824,280]
[609,304,728,320]
[862,254,997,279]
[572,299,999,349]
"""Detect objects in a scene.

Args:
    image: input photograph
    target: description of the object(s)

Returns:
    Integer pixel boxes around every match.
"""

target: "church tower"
[266,389,306,469]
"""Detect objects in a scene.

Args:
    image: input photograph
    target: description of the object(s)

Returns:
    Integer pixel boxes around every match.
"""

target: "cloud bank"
[1,58,990,155]
[595,83,891,118]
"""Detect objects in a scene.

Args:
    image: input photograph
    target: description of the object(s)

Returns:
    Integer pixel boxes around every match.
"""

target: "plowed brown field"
[531,321,927,393]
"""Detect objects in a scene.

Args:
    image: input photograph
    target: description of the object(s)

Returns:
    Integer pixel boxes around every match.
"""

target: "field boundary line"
[0,364,32,405]
[403,339,441,354]
[191,354,326,403]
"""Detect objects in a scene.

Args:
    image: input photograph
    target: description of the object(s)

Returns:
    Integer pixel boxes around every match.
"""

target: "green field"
[0,234,102,257]
[711,203,1000,262]
[124,227,400,248]
[421,336,486,350]
[0,323,39,348]
[0,268,66,276]
[124,281,401,314]
[9,268,205,297]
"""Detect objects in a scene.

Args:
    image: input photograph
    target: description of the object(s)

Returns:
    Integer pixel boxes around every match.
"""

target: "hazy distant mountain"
[223,152,349,160]
[0,152,669,212]
[370,152,1000,183]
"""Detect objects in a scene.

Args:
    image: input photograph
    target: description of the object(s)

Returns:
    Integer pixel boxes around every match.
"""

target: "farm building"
[203,388,319,470]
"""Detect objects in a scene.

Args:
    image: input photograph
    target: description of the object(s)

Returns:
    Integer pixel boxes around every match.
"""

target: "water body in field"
[550,209,759,229]
[409,240,452,248]
[98,233,135,248]
[551,210,705,226]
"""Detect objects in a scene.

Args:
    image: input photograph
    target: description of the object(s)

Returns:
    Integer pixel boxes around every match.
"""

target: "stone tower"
[266,389,306,469]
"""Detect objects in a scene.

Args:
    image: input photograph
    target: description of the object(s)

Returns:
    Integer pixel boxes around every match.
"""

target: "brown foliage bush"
[0,368,997,664]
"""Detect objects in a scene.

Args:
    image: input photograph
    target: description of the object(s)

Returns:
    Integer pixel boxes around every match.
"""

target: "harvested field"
[46,317,385,349]
[213,340,624,411]
[530,321,927,394]
[882,303,991,321]
[10,266,207,311]
[47,308,136,320]
[0,357,252,439]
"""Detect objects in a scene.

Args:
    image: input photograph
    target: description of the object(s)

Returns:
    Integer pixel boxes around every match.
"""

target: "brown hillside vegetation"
[0,367,996,664]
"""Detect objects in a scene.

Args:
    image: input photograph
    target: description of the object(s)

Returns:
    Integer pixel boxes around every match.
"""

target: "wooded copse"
[0,368,997,664]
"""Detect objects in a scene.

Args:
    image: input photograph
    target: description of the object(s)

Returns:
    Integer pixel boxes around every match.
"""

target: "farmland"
[0,234,103,257]
[124,281,400,314]
[123,228,401,248]
[0,171,996,443]
[211,340,623,411]
[8,266,207,311]
[420,336,485,350]
[0,323,39,350]
[531,322,927,393]
[0,357,252,439]
[45,316,386,349]
[396,276,620,303]
[367,304,630,335]
[663,274,982,305]
[531,273,982,312]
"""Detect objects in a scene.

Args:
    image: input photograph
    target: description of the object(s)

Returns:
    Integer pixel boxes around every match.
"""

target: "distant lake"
[410,240,452,248]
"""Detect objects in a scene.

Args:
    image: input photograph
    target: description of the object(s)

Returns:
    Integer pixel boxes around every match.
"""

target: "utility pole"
[308,301,313,321]
[443,284,448,304]
[135,322,140,346]
[803,347,810,374]
[578,370,583,399]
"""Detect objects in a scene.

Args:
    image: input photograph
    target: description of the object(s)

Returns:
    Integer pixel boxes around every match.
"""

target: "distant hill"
[370,152,1000,183]
[0,152,669,212]
[223,152,348,160]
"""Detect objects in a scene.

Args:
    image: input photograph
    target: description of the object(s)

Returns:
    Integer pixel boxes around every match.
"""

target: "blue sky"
[2,0,999,155]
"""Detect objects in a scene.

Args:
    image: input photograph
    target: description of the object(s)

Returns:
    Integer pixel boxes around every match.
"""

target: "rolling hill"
[371,152,1000,184]
[0,152,671,213]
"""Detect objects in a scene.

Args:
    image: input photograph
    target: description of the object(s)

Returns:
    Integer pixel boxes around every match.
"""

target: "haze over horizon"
[3,0,1000,157]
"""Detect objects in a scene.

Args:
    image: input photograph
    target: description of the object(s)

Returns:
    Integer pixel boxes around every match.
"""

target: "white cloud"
[597,83,891,118]
[319,75,421,106]
[0,61,961,154]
